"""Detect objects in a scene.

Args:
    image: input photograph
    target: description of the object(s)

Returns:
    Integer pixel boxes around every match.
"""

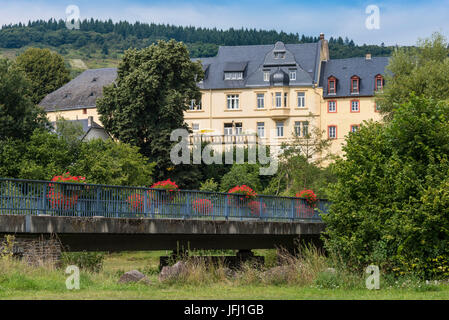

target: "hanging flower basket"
[148,179,179,205]
[247,200,266,217]
[47,173,87,210]
[126,193,145,212]
[295,189,317,218]
[192,198,213,215]
[227,185,257,207]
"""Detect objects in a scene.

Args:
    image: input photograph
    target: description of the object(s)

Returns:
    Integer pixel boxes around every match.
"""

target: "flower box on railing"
[192,198,213,215]
[227,185,257,207]
[46,173,87,211]
[148,179,179,206]
[247,200,266,217]
[295,189,318,218]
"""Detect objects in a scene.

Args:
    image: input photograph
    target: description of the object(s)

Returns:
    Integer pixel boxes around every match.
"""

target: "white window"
[351,125,359,133]
[328,126,337,139]
[225,72,243,80]
[275,92,282,108]
[192,123,199,131]
[297,92,305,108]
[290,71,296,81]
[351,78,359,93]
[257,93,265,109]
[227,95,239,109]
[328,101,336,112]
[328,79,336,94]
[294,121,301,136]
[302,121,309,136]
[189,99,202,111]
[257,122,265,138]
[274,52,285,59]
[276,121,284,137]
[224,123,233,135]
[263,71,270,82]
[235,123,242,135]
[351,100,359,112]
[376,78,382,90]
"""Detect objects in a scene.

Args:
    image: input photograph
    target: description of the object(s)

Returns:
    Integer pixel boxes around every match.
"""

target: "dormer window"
[351,76,360,94]
[328,76,336,95]
[274,52,285,59]
[289,70,296,81]
[224,72,243,80]
[375,75,383,91]
[263,71,270,82]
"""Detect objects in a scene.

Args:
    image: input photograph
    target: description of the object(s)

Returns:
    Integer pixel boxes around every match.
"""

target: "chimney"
[88,116,93,128]
[365,53,372,60]
[319,33,329,61]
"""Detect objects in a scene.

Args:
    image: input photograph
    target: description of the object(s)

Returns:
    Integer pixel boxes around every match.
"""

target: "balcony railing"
[0,178,329,222]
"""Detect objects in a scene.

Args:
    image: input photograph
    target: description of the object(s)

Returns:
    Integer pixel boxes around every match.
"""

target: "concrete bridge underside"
[0,215,325,252]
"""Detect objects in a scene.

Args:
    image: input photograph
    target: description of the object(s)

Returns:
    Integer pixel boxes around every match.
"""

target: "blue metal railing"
[0,178,329,222]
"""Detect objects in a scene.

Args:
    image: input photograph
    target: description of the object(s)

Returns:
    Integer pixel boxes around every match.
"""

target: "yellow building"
[40,34,389,158]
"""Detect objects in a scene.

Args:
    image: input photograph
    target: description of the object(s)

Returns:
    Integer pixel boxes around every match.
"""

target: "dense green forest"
[0,19,394,59]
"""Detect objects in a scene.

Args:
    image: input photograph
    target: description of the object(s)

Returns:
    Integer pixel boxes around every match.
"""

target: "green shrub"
[61,251,105,273]
[323,96,449,278]
[314,271,345,289]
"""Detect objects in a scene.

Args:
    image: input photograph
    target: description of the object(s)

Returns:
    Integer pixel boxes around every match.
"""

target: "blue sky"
[1,0,448,45]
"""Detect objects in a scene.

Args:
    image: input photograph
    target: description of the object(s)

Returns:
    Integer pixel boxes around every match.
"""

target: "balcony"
[190,133,259,146]
[269,107,290,120]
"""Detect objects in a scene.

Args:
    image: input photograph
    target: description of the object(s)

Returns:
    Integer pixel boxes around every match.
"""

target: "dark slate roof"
[40,42,321,110]
[319,57,390,98]
[51,119,104,133]
[223,61,248,72]
[40,68,117,112]
[194,41,322,90]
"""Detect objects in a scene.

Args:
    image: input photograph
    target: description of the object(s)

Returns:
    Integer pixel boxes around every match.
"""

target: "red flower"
[192,198,213,215]
[47,173,87,210]
[149,179,179,204]
[227,185,257,206]
[126,194,145,212]
[248,200,266,217]
[295,189,318,208]
[150,179,179,191]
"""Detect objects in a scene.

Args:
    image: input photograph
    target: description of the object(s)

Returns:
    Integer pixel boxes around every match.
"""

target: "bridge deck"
[0,214,324,251]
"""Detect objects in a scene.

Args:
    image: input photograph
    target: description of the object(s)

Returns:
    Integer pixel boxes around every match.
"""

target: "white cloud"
[0,0,448,45]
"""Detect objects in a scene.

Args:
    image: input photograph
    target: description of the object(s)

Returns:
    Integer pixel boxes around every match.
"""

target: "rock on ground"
[118,270,151,285]
[159,261,187,282]
[263,265,296,283]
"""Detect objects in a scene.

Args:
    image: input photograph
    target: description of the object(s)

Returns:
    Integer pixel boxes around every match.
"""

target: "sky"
[0,0,448,46]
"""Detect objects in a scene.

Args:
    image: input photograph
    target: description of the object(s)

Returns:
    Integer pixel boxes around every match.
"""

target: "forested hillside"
[0,19,394,59]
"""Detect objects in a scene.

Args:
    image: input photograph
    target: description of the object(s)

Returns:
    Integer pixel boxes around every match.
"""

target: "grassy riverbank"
[1,249,448,300]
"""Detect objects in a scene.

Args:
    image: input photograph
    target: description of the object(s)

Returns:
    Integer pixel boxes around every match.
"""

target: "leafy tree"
[199,178,219,192]
[69,139,155,186]
[0,59,49,141]
[323,95,449,278]
[264,119,334,197]
[377,32,449,119]
[15,48,70,104]
[54,117,84,152]
[0,19,396,60]
[0,138,26,178]
[97,40,203,185]
[220,163,264,193]
[19,129,74,180]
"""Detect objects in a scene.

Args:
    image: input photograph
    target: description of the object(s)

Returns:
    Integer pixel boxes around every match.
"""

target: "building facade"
[40,34,389,159]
